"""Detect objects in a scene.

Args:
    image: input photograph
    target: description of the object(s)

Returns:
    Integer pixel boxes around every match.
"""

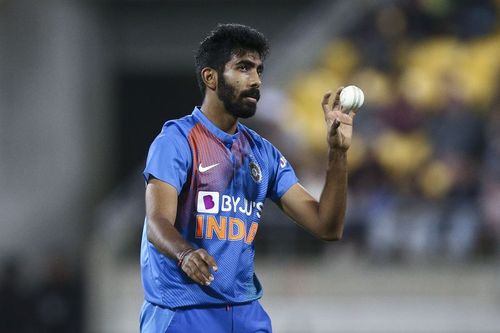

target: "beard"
[217,76,260,119]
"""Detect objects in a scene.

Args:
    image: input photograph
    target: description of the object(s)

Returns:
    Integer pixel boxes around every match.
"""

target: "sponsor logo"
[197,191,264,218]
[195,191,264,244]
[199,163,219,173]
[220,195,264,218]
[195,215,259,244]
[249,161,262,183]
[197,191,220,214]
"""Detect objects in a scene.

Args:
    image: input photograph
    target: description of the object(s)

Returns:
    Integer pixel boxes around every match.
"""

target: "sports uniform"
[140,107,298,332]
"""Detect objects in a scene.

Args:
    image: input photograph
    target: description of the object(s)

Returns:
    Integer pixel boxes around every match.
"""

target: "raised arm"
[146,177,218,285]
[279,87,355,241]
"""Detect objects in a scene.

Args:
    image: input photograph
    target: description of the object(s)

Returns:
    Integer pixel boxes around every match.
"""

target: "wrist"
[176,248,195,267]
[328,148,347,161]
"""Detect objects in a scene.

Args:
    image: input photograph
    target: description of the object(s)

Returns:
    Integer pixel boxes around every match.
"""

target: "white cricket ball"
[340,85,364,111]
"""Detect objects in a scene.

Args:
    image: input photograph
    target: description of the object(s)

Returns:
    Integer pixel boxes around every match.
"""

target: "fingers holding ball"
[340,85,364,112]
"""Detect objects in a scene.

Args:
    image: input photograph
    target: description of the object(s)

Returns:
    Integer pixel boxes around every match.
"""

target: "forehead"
[226,50,263,66]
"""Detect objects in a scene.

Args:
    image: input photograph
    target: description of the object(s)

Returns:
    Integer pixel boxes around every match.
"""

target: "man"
[140,23,355,333]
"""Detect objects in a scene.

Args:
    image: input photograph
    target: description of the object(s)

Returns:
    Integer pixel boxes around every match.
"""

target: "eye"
[239,64,248,72]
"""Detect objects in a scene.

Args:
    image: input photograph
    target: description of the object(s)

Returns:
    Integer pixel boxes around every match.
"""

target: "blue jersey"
[141,107,298,308]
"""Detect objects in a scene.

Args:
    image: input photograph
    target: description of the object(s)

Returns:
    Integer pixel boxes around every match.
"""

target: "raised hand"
[321,87,356,151]
[180,249,218,286]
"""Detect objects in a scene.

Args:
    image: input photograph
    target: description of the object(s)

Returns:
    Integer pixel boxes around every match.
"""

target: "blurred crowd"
[268,0,500,262]
[0,254,83,333]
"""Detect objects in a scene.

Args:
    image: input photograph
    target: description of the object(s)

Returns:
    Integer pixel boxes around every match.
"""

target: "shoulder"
[149,114,199,152]
[147,115,198,159]
[157,114,197,140]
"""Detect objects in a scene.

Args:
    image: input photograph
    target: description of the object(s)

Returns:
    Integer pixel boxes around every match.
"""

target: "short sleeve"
[143,122,192,193]
[266,143,299,202]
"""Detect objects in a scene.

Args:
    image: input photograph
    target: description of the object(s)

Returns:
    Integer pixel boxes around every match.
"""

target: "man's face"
[217,51,263,119]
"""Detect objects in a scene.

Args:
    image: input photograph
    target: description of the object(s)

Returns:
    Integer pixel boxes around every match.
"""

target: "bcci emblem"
[249,160,262,184]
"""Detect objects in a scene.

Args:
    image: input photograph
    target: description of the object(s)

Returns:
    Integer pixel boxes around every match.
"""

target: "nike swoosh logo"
[199,163,219,173]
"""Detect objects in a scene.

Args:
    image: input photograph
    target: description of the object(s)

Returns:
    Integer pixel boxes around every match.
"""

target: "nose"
[249,70,261,88]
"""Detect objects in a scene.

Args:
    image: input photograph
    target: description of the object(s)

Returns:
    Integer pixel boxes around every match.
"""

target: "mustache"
[241,88,260,101]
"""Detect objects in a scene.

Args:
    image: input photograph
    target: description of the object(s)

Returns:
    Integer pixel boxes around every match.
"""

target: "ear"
[201,68,217,91]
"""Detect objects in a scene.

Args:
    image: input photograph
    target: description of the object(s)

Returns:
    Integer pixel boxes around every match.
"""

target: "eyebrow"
[235,59,264,72]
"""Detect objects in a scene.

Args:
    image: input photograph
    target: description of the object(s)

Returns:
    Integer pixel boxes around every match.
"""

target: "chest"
[189,135,268,203]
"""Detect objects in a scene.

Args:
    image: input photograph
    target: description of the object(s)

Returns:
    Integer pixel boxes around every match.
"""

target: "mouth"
[244,96,258,104]
[241,88,260,104]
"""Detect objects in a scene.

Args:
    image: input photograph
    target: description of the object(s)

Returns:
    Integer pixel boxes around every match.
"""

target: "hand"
[180,249,218,286]
[321,87,356,151]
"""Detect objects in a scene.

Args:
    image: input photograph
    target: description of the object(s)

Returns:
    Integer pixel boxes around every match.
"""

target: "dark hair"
[195,23,269,94]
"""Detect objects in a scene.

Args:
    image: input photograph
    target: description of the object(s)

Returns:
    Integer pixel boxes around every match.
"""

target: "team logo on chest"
[249,160,262,184]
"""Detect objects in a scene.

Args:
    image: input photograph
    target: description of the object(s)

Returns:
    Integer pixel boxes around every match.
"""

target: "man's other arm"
[278,87,354,241]
[278,149,347,241]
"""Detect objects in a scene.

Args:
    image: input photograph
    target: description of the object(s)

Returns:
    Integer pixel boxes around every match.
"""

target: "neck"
[200,94,238,134]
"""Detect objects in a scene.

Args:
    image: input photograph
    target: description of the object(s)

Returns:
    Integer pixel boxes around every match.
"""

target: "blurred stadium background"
[1,0,500,332]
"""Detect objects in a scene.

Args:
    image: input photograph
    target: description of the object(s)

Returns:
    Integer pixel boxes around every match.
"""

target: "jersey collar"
[193,107,240,146]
